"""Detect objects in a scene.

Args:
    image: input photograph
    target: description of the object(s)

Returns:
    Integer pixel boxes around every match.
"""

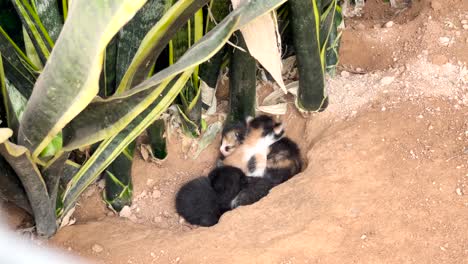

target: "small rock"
[463,24,468,30]
[97,179,106,189]
[152,189,161,199]
[92,244,104,253]
[461,20,468,25]
[384,21,394,28]
[119,206,133,218]
[361,234,367,240]
[380,76,395,86]
[340,70,350,77]
[107,211,114,217]
[381,106,386,112]
[175,257,181,262]
[150,252,156,258]
[154,216,163,223]
[146,179,155,187]
[373,24,381,29]
[455,188,463,196]
[439,37,451,46]
[356,67,363,72]
[179,217,185,224]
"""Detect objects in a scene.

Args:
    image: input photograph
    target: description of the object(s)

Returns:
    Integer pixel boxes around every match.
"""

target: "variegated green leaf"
[62,71,193,213]
[10,0,53,65]
[32,0,63,42]
[0,128,55,237]
[0,26,37,99]
[115,0,171,86]
[62,13,240,151]
[116,0,210,93]
[18,0,148,159]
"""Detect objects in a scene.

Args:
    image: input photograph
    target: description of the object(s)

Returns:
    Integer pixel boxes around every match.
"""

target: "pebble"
[119,206,133,218]
[439,37,451,46]
[384,21,394,28]
[360,234,367,240]
[154,216,163,223]
[97,179,106,189]
[152,189,162,199]
[341,70,350,77]
[381,106,386,112]
[455,188,463,196]
[380,76,395,85]
[463,25,468,30]
[146,179,155,187]
[92,244,104,253]
[461,20,468,25]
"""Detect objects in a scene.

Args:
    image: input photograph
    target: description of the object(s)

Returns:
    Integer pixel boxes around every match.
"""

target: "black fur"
[231,177,274,209]
[247,156,257,174]
[221,121,247,144]
[266,137,302,185]
[247,115,278,137]
[208,166,246,213]
[175,177,221,227]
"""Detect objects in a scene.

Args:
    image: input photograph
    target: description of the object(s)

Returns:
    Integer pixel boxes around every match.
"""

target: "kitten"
[220,118,302,184]
[175,166,245,226]
[222,115,284,177]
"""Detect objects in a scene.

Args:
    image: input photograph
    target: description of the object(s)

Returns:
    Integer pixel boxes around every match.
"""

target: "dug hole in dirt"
[3,0,468,263]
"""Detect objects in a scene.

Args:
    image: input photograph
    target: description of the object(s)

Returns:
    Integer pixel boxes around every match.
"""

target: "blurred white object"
[0,218,86,264]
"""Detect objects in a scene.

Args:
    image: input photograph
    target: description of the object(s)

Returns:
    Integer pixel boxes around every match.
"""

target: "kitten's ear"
[273,122,284,134]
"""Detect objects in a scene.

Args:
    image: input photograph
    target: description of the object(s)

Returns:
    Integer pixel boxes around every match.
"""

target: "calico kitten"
[222,115,284,177]
[220,118,302,185]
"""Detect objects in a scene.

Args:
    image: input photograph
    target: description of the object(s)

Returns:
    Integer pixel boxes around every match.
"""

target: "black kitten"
[208,166,246,213]
[176,166,246,227]
[230,176,274,209]
[175,177,221,227]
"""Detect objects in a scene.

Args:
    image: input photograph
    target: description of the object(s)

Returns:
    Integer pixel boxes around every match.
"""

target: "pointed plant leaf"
[62,13,240,151]
[62,71,193,214]
[18,0,148,159]
[0,128,56,237]
[0,27,37,99]
[115,0,171,86]
[22,27,43,69]
[104,152,133,211]
[99,34,119,97]
[32,0,63,42]
[0,155,32,214]
[41,151,69,211]
[116,0,210,94]
[10,0,53,65]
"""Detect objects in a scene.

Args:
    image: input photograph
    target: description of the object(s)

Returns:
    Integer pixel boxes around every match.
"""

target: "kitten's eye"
[225,146,231,152]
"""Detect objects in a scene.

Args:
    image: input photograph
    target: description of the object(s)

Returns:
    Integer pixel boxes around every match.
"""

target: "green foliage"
[288,0,342,112]
[0,0,290,238]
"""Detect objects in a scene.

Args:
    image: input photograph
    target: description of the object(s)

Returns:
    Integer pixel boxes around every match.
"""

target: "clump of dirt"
[2,0,468,263]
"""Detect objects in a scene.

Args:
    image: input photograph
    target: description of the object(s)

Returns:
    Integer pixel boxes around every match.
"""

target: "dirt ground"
[2,0,467,263]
